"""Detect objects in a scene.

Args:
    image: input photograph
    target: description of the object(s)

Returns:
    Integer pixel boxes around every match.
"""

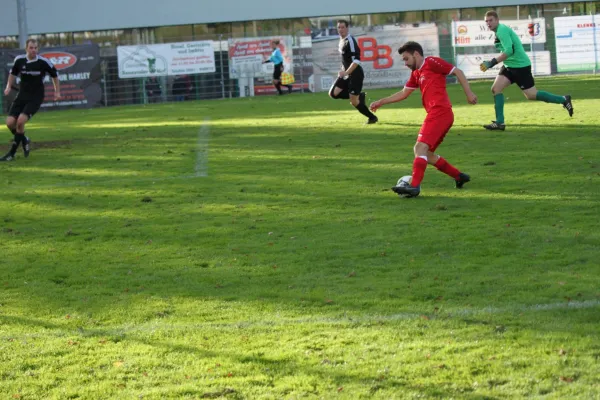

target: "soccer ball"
[396,175,412,187]
[395,175,414,198]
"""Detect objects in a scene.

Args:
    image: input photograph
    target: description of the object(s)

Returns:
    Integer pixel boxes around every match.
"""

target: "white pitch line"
[195,117,210,177]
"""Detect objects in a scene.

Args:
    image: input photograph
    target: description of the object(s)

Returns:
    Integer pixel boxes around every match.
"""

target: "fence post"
[101,60,108,107]
[219,34,226,99]
[531,17,536,76]
[0,69,3,112]
[451,20,457,76]
[593,13,598,74]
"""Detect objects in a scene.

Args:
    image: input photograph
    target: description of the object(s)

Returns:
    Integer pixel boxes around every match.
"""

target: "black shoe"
[563,95,573,117]
[455,172,470,189]
[392,184,421,198]
[483,121,506,131]
[366,116,378,125]
[287,85,293,94]
[23,136,30,158]
[0,153,15,162]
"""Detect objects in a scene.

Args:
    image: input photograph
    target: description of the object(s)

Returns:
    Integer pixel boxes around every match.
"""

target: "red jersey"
[405,56,455,114]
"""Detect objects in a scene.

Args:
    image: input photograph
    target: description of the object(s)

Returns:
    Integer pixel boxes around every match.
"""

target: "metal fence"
[1,14,598,112]
[98,34,314,107]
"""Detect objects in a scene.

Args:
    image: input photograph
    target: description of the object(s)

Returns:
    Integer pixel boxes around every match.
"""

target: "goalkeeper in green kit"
[479,10,574,131]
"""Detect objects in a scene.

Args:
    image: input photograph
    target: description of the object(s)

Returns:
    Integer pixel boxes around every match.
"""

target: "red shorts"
[417,109,454,152]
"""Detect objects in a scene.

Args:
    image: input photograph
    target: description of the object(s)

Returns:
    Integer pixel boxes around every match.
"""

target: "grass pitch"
[0,75,599,399]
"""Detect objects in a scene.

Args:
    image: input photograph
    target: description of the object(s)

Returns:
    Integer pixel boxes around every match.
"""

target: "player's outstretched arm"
[369,87,415,112]
[452,68,478,105]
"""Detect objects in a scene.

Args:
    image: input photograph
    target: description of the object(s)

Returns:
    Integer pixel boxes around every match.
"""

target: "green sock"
[536,91,565,104]
[494,94,505,124]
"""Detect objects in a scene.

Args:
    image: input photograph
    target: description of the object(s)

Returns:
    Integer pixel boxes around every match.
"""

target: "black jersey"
[338,34,362,70]
[10,55,58,100]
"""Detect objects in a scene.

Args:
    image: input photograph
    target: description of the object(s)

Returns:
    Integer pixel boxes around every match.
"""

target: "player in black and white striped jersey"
[1,39,61,161]
[328,19,378,125]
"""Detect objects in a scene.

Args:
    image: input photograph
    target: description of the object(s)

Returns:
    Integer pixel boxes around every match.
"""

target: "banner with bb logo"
[311,24,440,91]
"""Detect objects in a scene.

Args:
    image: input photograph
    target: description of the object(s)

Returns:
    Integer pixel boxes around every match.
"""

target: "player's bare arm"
[52,76,61,100]
[369,87,415,112]
[3,74,16,96]
[451,68,478,104]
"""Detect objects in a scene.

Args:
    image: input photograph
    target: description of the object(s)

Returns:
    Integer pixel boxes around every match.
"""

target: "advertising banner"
[452,18,546,47]
[117,41,216,78]
[312,24,440,91]
[457,51,552,79]
[554,15,600,72]
[228,36,294,79]
[2,44,102,110]
[254,46,313,95]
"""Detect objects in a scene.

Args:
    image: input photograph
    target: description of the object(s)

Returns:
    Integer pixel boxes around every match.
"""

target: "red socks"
[412,156,461,187]
[434,157,460,180]
[411,157,428,187]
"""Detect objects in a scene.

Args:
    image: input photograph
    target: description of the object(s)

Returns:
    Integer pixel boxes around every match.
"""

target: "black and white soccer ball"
[395,175,413,198]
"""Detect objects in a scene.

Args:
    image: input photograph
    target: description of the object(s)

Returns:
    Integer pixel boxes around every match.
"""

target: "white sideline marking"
[1,300,598,339]
[195,118,210,177]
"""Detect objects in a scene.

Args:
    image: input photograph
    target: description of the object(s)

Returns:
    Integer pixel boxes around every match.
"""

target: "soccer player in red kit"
[370,41,478,198]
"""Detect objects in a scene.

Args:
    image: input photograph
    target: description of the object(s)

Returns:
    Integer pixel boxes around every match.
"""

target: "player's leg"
[484,69,512,130]
[1,101,24,161]
[428,150,470,188]
[392,116,440,197]
[519,67,573,116]
[13,113,29,152]
[348,71,377,124]
[16,101,41,158]
[272,64,283,95]
[421,111,469,187]
[328,78,350,100]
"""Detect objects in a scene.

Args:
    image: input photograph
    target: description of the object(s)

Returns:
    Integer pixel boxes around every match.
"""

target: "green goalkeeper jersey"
[494,23,531,68]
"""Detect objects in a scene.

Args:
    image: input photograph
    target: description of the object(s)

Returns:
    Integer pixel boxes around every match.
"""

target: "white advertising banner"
[228,36,294,79]
[312,24,440,91]
[452,19,546,47]
[456,51,552,79]
[554,15,600,72]
[117,41,216,78]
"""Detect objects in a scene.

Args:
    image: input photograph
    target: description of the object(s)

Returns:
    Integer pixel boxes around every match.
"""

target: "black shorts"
[8,96,44,120]
[273,63,283,80]
[499,65,535,90]
[333,66,364,96]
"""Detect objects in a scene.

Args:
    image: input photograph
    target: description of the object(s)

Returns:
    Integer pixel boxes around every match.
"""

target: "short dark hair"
[485,10,499,19]
[337,19,349,27]
[398,41,423,57]
[26,38,38,47]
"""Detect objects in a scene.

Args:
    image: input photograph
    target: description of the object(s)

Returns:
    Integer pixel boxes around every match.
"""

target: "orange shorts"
[417,109,454,152]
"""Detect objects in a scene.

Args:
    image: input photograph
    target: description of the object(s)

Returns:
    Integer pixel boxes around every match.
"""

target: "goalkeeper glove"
[479,58,498,72]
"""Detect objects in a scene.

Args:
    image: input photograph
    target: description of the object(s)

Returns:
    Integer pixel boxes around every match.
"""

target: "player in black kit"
[328,20,378,125]
[1,39,61,161]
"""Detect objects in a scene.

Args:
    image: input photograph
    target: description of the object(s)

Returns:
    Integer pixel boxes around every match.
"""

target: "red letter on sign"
[358,37,393,69]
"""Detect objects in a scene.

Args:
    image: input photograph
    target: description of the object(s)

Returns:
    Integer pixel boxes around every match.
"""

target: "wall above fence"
[0,0,572,36]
